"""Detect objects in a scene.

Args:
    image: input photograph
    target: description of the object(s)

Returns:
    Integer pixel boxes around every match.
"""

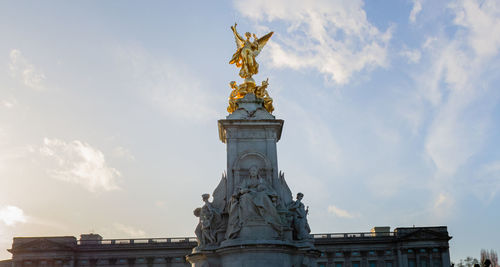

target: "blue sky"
[1,0,499,262]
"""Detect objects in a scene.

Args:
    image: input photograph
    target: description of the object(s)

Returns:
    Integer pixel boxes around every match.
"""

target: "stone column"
[441,248,450,267]
[401,251,408,267]
[377,251,385,267]
[397,249,403,267]
[361,251,368,267]
[345,252,351,267]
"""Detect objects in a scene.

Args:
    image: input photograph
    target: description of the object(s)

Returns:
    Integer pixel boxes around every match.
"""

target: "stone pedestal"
[188,241,320,267]
[188,94,320,267]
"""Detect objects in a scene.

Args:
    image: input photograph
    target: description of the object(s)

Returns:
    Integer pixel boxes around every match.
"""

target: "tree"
[480,249,498,267]
[455,257,480,267]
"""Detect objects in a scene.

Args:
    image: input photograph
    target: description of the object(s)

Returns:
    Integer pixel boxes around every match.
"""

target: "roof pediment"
[11,238,76,252]
[398,229,450,241]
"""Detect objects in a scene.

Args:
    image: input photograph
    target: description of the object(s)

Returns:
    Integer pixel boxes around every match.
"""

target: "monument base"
[187,240,320,267]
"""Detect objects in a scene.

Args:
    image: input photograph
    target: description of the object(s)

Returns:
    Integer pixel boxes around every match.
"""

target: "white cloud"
[432,192,455,219]
[451,0,500,57]
[327,205,356,218]
[474,161,500,202]
[424,94,486,176]
[400,48,421,63]
[421,0,500,178]
[113,223,146,237]
[2,97,18,109]
[234,0,393,84]
[434,193,450,209]
[0,205,27,226]
[40,138,121,192]
[9,49,46,90]
[409,0,423,23]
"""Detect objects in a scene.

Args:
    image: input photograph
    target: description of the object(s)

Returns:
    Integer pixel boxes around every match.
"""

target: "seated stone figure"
[225,166,282,239]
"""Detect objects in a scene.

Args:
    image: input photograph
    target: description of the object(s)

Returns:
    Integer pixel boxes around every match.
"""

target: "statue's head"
[297,192,304,200]
[229,81,237,89]
[249,166,259,177]
[193,207,201,217]
[202,193,210,201]
[245,32,251,40]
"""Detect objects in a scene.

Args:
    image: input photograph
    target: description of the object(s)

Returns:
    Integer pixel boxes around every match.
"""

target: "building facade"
[4,226,451,267]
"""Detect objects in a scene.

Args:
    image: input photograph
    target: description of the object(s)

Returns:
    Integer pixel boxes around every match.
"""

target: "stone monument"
[186,23,320,267]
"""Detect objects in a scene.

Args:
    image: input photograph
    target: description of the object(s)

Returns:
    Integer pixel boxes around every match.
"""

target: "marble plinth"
[187,240,320,267]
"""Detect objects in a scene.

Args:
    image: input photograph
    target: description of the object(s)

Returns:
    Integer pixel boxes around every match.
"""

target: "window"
[432,248,439,253]
[420,249,427,253]
[385,250,393,255]
[421,258,428,267]
[336,252,344,257]
[353,262,361,267]
[408,249,414,253]
[409,259,416,267]
[318,264,327,267]
[336,263,343,267]
[386,262,393,267]
[369,251,377,256]
[433,259,442,267]
[420,257,429,267]
[369,261,377,267]
[352,252,361,257]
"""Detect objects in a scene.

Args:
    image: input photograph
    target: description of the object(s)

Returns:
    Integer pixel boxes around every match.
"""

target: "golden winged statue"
[229,23,273,84]
[227,24,275,114]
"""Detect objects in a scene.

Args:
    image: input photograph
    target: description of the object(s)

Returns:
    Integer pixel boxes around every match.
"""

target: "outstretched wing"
[254,31,274,56]
[231,26,245,49]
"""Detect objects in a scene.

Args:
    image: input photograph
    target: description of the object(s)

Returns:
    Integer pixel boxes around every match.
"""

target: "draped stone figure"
[194,194,222,246]
[288,192,311,240]
[225,166,283,239]
[193,207,203,246]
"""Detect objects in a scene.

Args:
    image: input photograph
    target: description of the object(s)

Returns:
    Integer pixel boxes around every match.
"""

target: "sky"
[0,0,499,262]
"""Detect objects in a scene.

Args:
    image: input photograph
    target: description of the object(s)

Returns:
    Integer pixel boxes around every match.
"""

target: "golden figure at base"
[227,79,274,114]
[227,81,245,113]
[255,79,274,113]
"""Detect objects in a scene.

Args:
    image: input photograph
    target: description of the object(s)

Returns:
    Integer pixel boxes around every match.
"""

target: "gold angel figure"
[229,23,273,83]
